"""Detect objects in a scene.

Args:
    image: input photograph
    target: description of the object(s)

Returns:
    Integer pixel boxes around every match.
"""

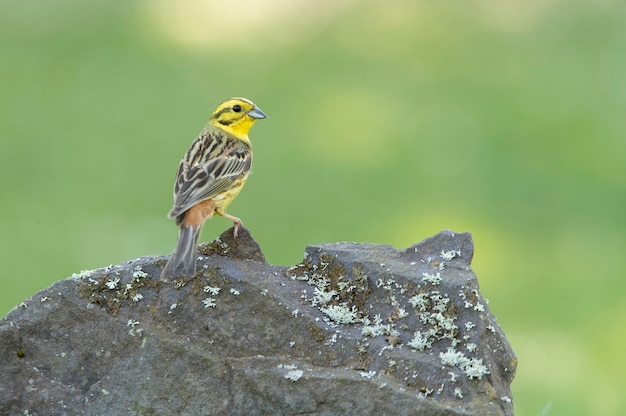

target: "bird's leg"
[217,210,243,239]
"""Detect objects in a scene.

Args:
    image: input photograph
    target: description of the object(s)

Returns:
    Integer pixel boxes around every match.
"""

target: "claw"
[217,209,243,240]
[232,218,243,240]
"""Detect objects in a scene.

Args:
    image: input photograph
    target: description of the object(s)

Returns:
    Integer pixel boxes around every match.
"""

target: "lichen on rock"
[0,228,516,416]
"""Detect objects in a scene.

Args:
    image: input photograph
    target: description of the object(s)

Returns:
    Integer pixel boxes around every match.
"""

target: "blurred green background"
[1,0,624,414]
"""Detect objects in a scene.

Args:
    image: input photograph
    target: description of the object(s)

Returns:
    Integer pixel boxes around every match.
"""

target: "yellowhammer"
[160,97,267,281]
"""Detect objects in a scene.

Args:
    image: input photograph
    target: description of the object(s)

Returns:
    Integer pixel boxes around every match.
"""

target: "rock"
[0,229,516,415]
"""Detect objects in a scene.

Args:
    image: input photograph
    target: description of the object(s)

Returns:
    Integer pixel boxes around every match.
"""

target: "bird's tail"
[160,225,202,281]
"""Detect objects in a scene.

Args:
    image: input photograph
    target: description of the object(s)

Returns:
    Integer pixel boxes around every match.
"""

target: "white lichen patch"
[204,286,221,295]
[72,269,96,279]
[168,303,177,314]
[440,249,461,261]
[105,277,120,290]
[395,307,409,319]
[421,272,442,285]
[312,287,337,306]
[408,329,437,351]
[376,278,401,291]
[320,304,361,325]
[285,369,303,381]
[439,347,490,379]
[288,253,373,331]
[131,293,143,302]
[127,319,144,337]
[337,279,356,292]
[202,298,217,308]
[211,236,231,254]
[229,288,240,296]
[132,266,148,280]
[325,333,338,346]
[453,387,464,399]
[407,291,458,350]
[278,364,303,382]
[360,370,377,379]
[417,388,434,399]
[361,314,398,337]
[408,293,430,311]
[429,292,450,313]
[432,313,456,334]
[465,343,477,353]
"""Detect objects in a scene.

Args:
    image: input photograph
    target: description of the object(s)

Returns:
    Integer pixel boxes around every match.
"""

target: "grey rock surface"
[1,229,516,415]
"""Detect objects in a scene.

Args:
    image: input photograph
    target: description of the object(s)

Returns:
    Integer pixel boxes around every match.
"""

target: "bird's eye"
[232,105,242,113]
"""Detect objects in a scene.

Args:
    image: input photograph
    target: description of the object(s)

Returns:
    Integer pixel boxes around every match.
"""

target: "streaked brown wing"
[168,132,251,221]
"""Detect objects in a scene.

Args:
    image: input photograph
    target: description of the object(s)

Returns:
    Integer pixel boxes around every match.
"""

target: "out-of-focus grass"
[1,0,624,415]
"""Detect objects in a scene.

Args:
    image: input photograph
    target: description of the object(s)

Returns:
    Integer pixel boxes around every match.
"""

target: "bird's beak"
[248,106,267,119]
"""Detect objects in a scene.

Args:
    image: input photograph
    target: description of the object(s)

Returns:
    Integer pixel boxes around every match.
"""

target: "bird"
[160,97,267,281]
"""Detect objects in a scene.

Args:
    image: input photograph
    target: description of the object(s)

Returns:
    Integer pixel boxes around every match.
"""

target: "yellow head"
[209,97,267,141]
